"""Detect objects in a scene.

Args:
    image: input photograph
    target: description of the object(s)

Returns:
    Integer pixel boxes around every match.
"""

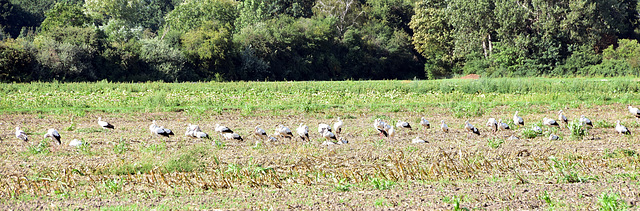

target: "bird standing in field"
[318,123,332,135]
[98,117,115,130]
[185,123,207,138]
[396,120,412,130]
[276,125,294,139]
[440,120,449,132]
[44,128,61,145]
[373,119,388,138]
[223,132,243,141]
[333,117,343,134]
[150,120,174,138]
[513,111,524,128]
[297,123,309,141]
[15,127,28,142]
[440,120,449,136]
[498,119,510,131]
[532,125,543,133]
[388,126,396,141]
[420,117,430,131]
[486,118,498,133]
[628,105,640,118]
[254,126,267,139]
[321,129,337,142]
[558,110,568,125]
[579,115,593,128]
[615,120,631,135]
[543,117,560,128]
[464,121,481,137]
[214,124,234,134]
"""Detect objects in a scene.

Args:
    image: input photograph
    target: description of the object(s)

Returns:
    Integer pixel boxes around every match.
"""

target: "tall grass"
[1,78,639,114]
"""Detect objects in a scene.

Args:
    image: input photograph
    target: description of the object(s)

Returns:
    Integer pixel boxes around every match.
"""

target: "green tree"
[409,0,455,78]
[40,2,91,32]
[181,21,234,79]
[164,0,237,33]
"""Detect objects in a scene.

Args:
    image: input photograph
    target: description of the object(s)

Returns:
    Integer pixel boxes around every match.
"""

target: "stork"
[44,128,61,145]
[150,120,174,138]
[396,120,412,130]
[543,117,559,127]
[558,110,568,125]
[373,119,388,138]
[276,125,294,139]
[254,126,267,139]
[628,105,640,118]
[223,132,244,141]
[440,120,449,139]
[615,120,631,135]
[513,111,524,128]
[321,129,337,143]
[297,123,309,141]
[498,119,510,131]
[464,121,481,137]
[333,117,343,134]
[214,124,233,134]
[98,117,115,129]
[15,127,28,142]
[579,115,593,128]
[486,118,498,133]
[318,123,332,135]
[420,117,430,132]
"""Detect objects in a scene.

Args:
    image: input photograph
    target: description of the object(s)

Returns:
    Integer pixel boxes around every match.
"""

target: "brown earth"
[0,104,638,210]
[460,74,481,79]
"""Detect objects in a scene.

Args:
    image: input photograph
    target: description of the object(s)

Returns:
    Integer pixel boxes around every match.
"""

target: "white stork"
[498,119,510,130]
[318,123,332,135]
[321,129,337,142]
[150,120,174,137]
[532,125,542,133]
[558,110,568,124]
[223,132,244,141]
[543,117,560,127]
[98,117,115,129]
[628,105,640,118]
[579,115,593,128]
[69,139,83,147]
[373,119,388,137]
[388,126,395,140]
[214,124,233,134]
[396,120,412,130]
[615,120,631,135]
[44,128,61,145]
[486,118,498,132]
[276,125,294,139]
[333,117,343,134]
[297,123,309,141]
[513,111,524,128]
[412,137,427,143]
[440,120,449,139]
[465,121,481,136]
[420,117,430,130]
[15,127,28,142]
[254,126,267,139]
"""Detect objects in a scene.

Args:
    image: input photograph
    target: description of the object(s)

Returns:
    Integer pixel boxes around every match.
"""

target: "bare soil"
[0,104,639,210]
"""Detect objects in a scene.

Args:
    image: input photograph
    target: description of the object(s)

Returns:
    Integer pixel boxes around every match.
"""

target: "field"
[0,78,639,210]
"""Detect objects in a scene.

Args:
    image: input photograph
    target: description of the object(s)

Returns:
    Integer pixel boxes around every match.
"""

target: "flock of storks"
[12,105,640,148]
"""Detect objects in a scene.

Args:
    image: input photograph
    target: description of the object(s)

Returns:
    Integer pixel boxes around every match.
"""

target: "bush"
[0,38,35,82]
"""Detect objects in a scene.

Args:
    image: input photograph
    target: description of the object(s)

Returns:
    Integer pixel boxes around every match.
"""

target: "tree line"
[1,0,639,82]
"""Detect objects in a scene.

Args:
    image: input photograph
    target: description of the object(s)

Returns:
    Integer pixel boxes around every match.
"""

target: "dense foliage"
[0,0,639,82]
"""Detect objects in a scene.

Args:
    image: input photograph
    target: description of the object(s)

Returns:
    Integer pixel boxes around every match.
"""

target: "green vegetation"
[1,78,639,115]
[1,0,640,82]
[599,192,627,211]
